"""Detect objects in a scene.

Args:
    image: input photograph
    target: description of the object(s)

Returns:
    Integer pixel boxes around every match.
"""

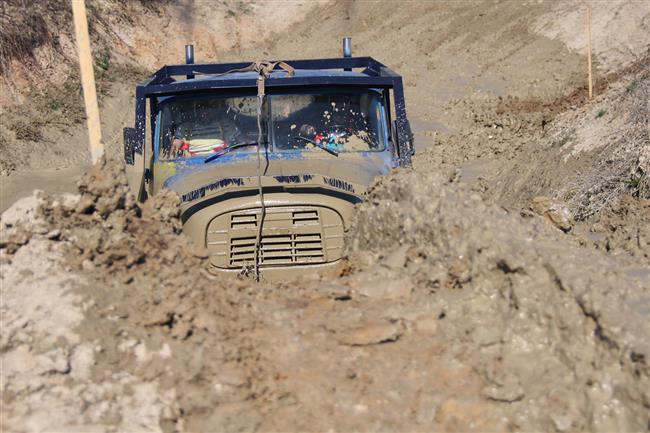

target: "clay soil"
[1,1,650,432]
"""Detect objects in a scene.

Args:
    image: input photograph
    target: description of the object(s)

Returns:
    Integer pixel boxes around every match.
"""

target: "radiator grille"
[228,233,324,266]
[207,206,344,269]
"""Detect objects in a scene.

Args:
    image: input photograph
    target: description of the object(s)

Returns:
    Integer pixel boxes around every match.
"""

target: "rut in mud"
[2,160,649,432]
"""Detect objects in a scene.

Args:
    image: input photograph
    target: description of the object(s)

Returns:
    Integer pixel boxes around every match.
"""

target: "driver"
[169,124,192,158]
[299,124,316,138]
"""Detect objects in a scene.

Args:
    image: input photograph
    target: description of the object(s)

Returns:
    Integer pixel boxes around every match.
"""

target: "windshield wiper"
[204,142,259,163]
[296,136,339,156]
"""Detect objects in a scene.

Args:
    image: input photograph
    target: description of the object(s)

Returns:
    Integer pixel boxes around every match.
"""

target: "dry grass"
[561,58,650,221]
[0,0,71,73]
[0,0,166,74]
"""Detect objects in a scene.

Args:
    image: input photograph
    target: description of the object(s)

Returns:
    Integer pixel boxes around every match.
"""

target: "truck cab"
[124,47,414,278]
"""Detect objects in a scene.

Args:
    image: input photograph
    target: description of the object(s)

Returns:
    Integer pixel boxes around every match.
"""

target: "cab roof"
[138,57,404,97]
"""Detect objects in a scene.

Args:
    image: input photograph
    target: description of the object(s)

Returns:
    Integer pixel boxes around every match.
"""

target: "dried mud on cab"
[1,159,649,432]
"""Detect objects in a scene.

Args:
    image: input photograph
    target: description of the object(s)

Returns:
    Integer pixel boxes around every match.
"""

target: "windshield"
[158,95,261,160]
[272,91,386,152]
[156,90,387,160]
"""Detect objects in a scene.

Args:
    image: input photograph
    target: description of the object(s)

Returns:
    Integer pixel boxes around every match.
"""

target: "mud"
[2,161,649,432]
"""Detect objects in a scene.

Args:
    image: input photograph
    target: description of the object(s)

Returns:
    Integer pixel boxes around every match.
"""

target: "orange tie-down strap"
[194,60,295,97]
[193,60,295,80]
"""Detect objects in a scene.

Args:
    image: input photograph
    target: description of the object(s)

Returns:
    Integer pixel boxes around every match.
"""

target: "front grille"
[228,233,324,266]
[207,206,344,269]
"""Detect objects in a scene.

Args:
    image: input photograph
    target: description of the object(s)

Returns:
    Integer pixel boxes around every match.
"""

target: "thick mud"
[1,161,649,432]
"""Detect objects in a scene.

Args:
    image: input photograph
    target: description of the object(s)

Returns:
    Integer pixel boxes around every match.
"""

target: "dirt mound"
[2,163,649,431]
[343,170,650,431]
[0,160,273,431]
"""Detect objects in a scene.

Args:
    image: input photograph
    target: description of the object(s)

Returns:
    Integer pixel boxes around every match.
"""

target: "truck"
[123,39,414,279]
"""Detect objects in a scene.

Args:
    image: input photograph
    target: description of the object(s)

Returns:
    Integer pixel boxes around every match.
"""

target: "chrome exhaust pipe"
[343,37,352,71]
[185,44,195,79]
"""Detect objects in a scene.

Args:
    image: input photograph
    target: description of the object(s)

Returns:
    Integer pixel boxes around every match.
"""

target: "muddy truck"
[123,40,414,278]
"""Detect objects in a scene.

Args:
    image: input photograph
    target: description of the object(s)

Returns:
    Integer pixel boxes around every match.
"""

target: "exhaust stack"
[185,44,195,79]
[343,37,352,71]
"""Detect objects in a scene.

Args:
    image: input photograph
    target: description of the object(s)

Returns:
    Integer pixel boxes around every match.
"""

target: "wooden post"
[71,0,104,164]
[586,2,593,99]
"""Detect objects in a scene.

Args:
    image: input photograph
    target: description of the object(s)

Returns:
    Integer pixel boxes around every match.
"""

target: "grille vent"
[229,233,324,266]
[207,205,344,269]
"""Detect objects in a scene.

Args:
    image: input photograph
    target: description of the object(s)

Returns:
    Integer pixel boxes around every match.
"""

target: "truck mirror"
[406,120,415,156]
[392,120,415,164]
[391,119,399,147]
[123,127,137,165]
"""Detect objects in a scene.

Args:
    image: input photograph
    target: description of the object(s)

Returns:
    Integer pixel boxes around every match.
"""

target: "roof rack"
[138,57,404,95]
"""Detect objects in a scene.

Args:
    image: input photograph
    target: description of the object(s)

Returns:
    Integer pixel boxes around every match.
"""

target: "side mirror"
[406,121,415,156]
[123,127,137,165]
[392,120,415,166]
[391,120,399,154]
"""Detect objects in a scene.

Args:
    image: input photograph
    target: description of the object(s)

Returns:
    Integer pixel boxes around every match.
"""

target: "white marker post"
[71,0,104,164]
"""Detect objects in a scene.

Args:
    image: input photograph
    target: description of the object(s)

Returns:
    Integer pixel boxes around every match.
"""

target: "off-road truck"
[123,41,414,278]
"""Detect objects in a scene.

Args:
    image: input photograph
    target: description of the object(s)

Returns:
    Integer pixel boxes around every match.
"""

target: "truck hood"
[155,151,393,210]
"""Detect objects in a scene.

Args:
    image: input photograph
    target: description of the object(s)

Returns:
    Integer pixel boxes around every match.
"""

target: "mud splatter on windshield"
[272,91,386,152]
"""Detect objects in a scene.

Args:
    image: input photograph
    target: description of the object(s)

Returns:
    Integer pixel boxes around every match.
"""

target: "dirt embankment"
[485,59,650,264]
[1,161,649,432]
[1,160,263,431]
[0,0,329,106]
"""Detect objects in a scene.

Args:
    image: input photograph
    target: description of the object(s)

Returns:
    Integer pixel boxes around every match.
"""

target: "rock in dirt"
[336,319,405,346]
[529,195,573,232]
[347,268,413,300]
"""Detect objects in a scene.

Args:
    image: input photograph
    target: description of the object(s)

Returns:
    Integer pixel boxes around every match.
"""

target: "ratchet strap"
[194,61,294,281]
